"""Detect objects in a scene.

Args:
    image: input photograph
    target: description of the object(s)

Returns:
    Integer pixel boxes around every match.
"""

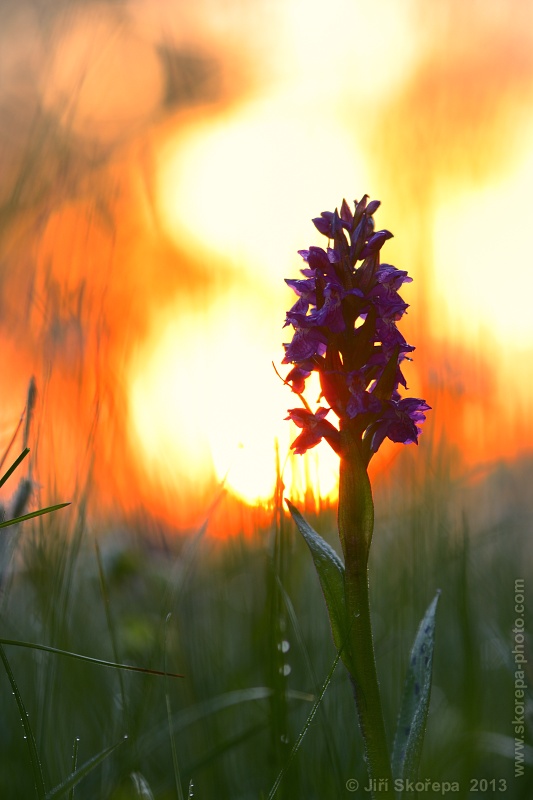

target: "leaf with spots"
[392,591,441,791]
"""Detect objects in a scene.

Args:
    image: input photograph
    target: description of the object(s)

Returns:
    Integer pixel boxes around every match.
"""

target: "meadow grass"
[0,433,531,799]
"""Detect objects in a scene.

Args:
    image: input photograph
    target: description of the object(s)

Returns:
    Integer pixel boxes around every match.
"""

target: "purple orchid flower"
[359,230,393,259]
[281,195,430,460]
[283,327,327,363]
[286,407,341,455]
[285,365,312,394]
[366,398,431,453]
[311,211,348,238]
[345,370,383,418]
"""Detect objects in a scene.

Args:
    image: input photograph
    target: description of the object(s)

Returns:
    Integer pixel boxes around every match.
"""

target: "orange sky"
[0,0,532,533]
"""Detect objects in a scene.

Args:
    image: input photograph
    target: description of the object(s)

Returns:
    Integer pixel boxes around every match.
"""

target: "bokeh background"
[0,2,532,798]
[2,0,533,531]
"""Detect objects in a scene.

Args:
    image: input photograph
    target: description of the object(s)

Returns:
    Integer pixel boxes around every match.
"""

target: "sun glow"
[42,6,163,144]
[433,133,533,344]
[3,1,533,532]
[136,89,369,505]
[128,291,339,506]
[156,90,369,281]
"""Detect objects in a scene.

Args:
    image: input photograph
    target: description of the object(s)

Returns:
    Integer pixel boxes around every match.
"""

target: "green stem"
[338,428,395,800]
[345,570,394,798]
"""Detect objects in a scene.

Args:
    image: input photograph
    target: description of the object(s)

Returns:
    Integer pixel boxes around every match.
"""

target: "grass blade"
[0,414,25,473]
[0,502,71,530]
[0,638,183,678]
[0,448,30,489]
[68,738,79,800]
[45,736,127,800]
[267,651,341,800]
[275,574,345,790]
[137,687,313,760]
[164,613,185,800]
[0,642,46,799]
[94,540,127,710]
[131,772,155,799]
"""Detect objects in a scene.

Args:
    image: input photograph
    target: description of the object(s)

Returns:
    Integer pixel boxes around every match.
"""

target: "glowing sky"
[1,0,532,525]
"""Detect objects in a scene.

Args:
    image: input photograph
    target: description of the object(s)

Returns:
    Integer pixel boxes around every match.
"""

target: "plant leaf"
[285,500,347,651]
[45,737,127,800]
[0,638,183,678]
[131,772,155,800]
[0,502,71,530]
[392,591,441,790]
[0,448,29,489]
[267,650,341,800]
[0,643,46,799]
[68,738,79,800]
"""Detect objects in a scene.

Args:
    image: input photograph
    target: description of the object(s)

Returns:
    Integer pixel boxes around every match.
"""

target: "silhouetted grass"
[0,429,531,798]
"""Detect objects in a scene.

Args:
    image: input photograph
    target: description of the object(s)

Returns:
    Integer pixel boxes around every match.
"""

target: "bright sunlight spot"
[433,132,533,344]
[128,292,339,505]
[156,89,368,283]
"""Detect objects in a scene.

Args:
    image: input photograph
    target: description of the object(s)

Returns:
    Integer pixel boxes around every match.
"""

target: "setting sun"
[128,290,339,506]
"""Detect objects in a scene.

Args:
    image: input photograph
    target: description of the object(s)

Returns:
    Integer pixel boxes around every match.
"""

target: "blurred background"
[0,2,533,798]
[1,0,533,532]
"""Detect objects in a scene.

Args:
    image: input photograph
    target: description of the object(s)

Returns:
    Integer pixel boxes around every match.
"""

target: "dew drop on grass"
[277,640,290,653]
[279,663,291,676]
